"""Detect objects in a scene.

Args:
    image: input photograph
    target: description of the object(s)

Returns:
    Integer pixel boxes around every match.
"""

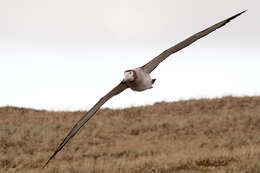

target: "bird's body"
[43,10,246,168]
[124,68,154,91]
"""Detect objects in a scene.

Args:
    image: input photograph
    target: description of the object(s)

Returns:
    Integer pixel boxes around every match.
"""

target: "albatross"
[43,10,246,167]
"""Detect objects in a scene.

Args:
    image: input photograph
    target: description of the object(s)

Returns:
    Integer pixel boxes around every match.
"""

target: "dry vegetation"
[1,96,260,173]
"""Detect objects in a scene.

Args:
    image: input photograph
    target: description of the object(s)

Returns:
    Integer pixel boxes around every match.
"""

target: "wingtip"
[233,10,247,18]
[42,151,58,169]
[223,10,247,25]
[240,10,247,15]
[42,159,50,169]
[42,163,48,169]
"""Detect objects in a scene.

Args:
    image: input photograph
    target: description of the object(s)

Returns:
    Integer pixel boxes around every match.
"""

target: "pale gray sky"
[0,0,259,110]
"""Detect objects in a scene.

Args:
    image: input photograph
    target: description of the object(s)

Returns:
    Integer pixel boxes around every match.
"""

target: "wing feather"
[142,10,246,73]
[43,81,128,168]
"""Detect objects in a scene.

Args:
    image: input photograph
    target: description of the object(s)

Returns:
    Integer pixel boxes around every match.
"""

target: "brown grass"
[1,96,260,173]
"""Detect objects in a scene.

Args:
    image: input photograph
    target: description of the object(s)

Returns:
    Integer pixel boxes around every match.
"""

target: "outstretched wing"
[141,10,246,74]
[43,81,128,168]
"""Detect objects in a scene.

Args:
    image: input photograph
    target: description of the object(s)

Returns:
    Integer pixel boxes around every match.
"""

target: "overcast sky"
[0,0,259,110]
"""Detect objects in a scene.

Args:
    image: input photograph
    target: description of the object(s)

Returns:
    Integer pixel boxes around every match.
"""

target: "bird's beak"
[123,76,127,82]
[123,74,130,82]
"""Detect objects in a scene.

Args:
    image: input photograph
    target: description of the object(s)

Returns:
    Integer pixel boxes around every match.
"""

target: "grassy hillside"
[1,96,260,173]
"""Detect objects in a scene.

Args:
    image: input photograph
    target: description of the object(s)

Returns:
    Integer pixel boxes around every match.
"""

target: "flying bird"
[43,10,246,168]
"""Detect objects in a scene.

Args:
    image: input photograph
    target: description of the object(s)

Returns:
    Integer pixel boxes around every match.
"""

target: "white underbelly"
[127,68,153,91]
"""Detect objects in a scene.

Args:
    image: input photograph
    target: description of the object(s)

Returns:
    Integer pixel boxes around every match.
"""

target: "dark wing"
[43,81,128,168]
[141,10,246,74]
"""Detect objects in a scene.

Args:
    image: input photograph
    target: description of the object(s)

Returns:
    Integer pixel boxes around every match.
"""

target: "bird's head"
[123,70,136,82]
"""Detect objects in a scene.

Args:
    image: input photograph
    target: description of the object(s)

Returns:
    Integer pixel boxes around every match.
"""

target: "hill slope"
[1,96,260,173]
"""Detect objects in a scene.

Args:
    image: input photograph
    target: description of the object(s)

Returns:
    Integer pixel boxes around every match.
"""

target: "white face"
[123,70,135,82]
